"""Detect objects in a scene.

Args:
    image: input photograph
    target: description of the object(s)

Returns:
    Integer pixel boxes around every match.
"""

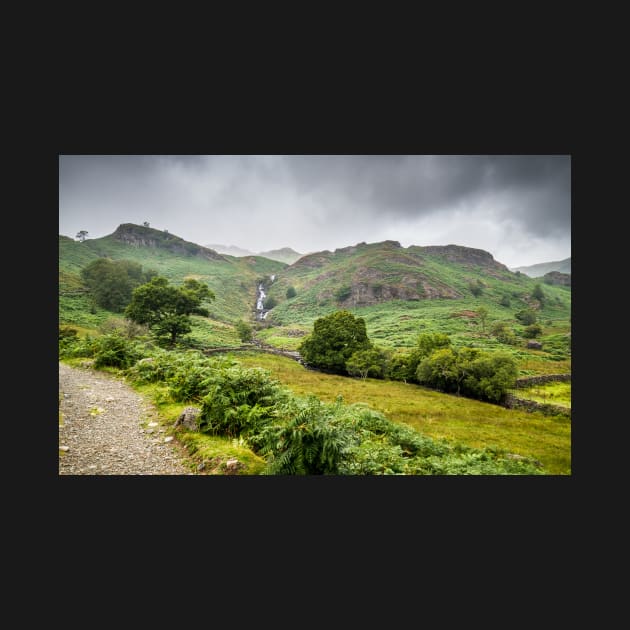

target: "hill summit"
[113,224,226,261]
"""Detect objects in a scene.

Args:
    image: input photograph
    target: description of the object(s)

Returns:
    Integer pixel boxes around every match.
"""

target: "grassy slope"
[254,241,571,374]
[59,233,285,343]
[236,352,571,474]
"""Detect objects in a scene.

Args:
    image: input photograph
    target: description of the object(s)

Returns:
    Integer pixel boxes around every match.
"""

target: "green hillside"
[59,224,286,334]
[255,241,571,374]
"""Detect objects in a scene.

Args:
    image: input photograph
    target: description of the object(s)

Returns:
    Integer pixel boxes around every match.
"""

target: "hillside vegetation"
[59,225,571,475]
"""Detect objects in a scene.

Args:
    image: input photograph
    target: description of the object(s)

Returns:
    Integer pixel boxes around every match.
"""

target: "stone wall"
[504,393,571,418]
[514,374,571,388]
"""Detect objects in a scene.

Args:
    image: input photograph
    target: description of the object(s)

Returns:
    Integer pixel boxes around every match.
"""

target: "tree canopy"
[298,310,372,374]
[81,258,156,312]
[124,276,214,345]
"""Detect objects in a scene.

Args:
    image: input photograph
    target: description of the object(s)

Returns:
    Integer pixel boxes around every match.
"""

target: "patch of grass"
[235,352,571,474]
[176,432,267,474]
[516,382,571,408]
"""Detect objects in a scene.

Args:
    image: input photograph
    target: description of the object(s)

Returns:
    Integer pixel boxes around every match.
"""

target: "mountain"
[205,243,303,264]
[60,227,571,358]
[60,224,286,324]
[257,247,303,264]
[510,257,571,277]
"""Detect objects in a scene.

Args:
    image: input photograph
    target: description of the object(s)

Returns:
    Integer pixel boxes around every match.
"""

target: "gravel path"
[58,362,193,475]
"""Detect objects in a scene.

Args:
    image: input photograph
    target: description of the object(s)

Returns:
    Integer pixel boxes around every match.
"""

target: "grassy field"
[235,352,571,474]
[516,382,571,408]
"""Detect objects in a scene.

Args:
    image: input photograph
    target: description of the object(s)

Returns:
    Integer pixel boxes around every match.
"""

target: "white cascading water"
[256,275,276,320]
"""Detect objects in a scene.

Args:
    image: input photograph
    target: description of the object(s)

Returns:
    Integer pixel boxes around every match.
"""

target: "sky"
[59,155,571,268]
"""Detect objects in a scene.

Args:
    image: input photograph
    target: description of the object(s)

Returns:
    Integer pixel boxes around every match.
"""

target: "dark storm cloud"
[284,155,570,238]
[59,154,570,268]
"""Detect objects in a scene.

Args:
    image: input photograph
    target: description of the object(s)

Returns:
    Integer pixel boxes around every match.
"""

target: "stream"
[256,275,276,320]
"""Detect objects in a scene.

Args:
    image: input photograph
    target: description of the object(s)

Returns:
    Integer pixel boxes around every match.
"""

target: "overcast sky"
[59,155,571,268]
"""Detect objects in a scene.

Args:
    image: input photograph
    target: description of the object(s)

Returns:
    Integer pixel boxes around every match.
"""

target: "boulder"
[174,406,202,431]
[527,340,543,350]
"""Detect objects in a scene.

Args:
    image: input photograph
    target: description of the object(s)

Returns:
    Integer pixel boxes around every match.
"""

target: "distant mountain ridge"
[206,243,303,264]
[510,257,571,277]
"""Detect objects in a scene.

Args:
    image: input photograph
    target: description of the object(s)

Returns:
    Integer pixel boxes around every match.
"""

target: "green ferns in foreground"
[60,332,543,475]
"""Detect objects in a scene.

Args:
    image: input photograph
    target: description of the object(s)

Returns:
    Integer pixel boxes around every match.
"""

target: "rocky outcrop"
[112,224,226,261]
[543,271,571,286]
[527,340,543,350]
[419,244,509,272]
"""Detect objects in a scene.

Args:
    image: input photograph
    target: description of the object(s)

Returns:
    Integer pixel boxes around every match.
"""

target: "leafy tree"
[476,306,489,333]
[76,230,88,242]
[286,286,297,299]
[523,323,543,338]
[515,309,537,326]
[490,321,516,345]
[500,295,511,308]
[402,332,452,382]
[124,276,215,345]
[346,347,388,379]
[298,310,372,374]
[416,346,517,402]
[469,279,484,297]
[235,319,253,343]
[81,258,156,312]
[143,221,150,227]
[532,283,545,302]
[263,296,277,310]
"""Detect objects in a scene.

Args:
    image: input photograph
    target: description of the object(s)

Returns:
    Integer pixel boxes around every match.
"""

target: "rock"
[147,422,158,427]
[59,445,69,452]
[224,458,244,473]
[197,461,206,471]
[527,340,543,350]
[174,406,202,431]
[164,436,173,443]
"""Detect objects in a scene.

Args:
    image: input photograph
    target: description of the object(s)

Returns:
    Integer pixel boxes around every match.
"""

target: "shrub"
[199,366,287,437]
[255,396,355,475]
[92,332,144,369]
[286,286,297,299]
[263,296,277,310]
[334,286,352,302]
[515,309,537,325]
[235,319,253,343]
[523,324,543,338]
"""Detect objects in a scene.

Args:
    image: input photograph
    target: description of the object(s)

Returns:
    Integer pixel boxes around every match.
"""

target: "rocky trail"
[58,362,193,475]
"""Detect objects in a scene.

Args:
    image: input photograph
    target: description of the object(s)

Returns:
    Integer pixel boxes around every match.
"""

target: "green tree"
[298,310,372,374]
[263,296,277,310]
[346,347,388,379]
[476,306,489,333]
[124,276,215,345]
[235,319,253,343]
[515,309,537,326]
[76,230,88,242]
[523,323,543,338]
[500,295,511,307]
[532,283,545,302]
[286,286,297,299]
[81,258,156,312]
[490,321,516,345]
[469,279,484,297]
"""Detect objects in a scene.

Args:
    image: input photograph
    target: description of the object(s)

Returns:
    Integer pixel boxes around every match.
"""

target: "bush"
[255,396,354,475]
[469,279,484,297]
[286,286,297,299]
[298,310,372,374]
[515,309,537,325]
[199,366,287,438]
[263,296,277,310]
[235,319,253,343]
[334,286,352,302]
[500,295,511,307]
[523,324,543,338]
[92,332,144,369]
